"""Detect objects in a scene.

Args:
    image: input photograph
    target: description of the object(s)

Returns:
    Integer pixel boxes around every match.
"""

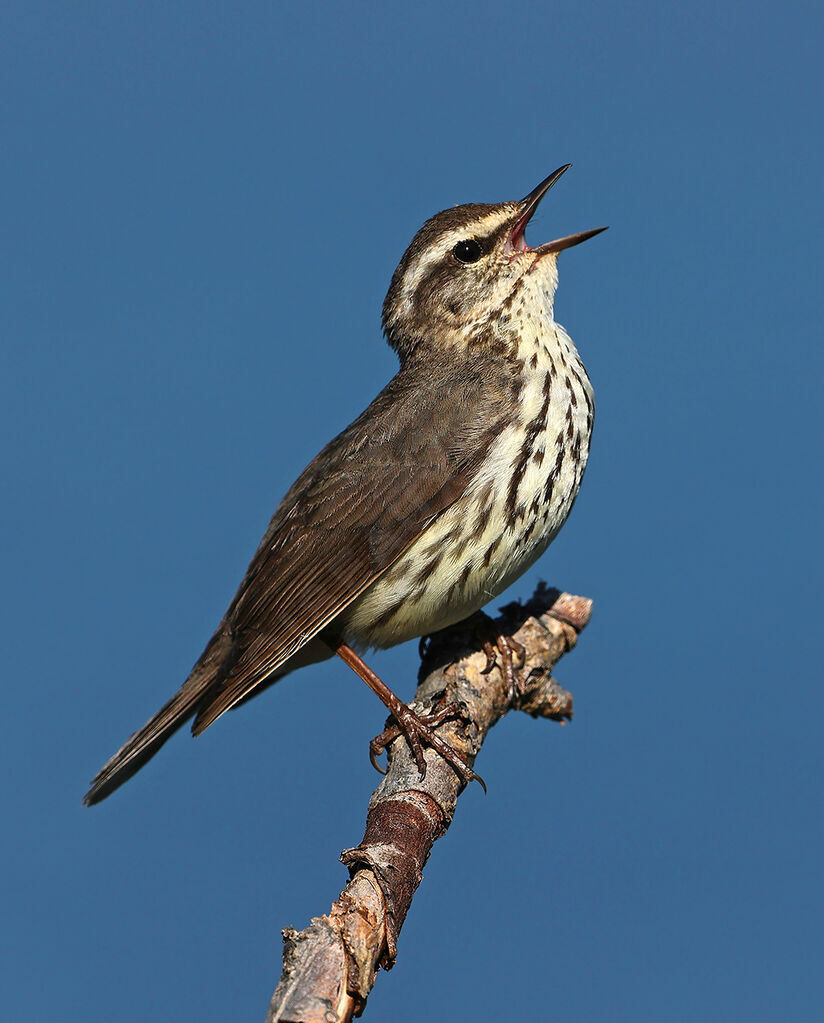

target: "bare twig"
[267,584,593,1022]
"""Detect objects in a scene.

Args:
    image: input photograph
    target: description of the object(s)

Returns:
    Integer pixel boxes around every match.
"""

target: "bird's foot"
[334,640,484,791]
[369,700,485,792]
[481,634,528,700]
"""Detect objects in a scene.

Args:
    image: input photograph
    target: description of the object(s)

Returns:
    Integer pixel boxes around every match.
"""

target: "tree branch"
[266,584,593,1023]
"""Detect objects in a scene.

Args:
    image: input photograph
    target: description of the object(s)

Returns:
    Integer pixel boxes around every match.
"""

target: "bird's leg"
[335,642,483,789]
[481,634,528,700]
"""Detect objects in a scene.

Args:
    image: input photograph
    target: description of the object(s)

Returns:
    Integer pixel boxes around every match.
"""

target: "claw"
[368,701,485,791]
[481,640,498,675]
[509,636,526,670]
[369,748,388,774]
[482,634,529,700]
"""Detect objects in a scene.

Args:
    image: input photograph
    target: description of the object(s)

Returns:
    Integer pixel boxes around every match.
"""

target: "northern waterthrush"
[85,165,605,805]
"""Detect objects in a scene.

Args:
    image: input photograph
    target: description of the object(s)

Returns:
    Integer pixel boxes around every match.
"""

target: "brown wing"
[84,355,516,805]
[190,355,514,733]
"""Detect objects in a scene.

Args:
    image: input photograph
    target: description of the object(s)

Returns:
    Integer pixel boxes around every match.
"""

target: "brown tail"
[83,626,236,806]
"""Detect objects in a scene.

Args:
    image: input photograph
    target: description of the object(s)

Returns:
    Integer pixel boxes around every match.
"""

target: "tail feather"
[83,626,235,806]
[191,635,335,735]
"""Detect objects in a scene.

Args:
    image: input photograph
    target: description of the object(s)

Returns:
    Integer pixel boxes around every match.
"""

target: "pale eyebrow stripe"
[400,210,511,304]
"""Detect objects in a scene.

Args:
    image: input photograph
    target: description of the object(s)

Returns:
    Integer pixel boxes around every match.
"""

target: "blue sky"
[3,2,822,1020]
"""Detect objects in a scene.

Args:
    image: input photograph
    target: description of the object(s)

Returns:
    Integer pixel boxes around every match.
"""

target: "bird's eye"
[452,239,484,264]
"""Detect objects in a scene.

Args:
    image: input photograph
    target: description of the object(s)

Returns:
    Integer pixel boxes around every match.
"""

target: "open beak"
[510,165,607,255]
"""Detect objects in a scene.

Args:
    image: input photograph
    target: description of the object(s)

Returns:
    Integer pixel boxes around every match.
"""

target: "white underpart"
[343,255,594,649]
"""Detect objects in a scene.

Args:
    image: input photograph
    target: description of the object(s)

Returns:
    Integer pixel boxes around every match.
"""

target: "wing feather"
[191,356,515,733]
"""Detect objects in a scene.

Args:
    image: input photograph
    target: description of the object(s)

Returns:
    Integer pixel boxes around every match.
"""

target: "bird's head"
[382,165,606,361]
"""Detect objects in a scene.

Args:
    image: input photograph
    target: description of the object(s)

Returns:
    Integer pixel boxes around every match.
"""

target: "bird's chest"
[466,324,594,578]
[345,325,594,649]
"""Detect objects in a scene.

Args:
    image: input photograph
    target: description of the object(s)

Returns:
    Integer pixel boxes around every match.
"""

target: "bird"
[84,165,605,805]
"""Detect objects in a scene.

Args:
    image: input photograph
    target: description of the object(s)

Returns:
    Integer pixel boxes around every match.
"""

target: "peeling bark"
[267,584,592,1023]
